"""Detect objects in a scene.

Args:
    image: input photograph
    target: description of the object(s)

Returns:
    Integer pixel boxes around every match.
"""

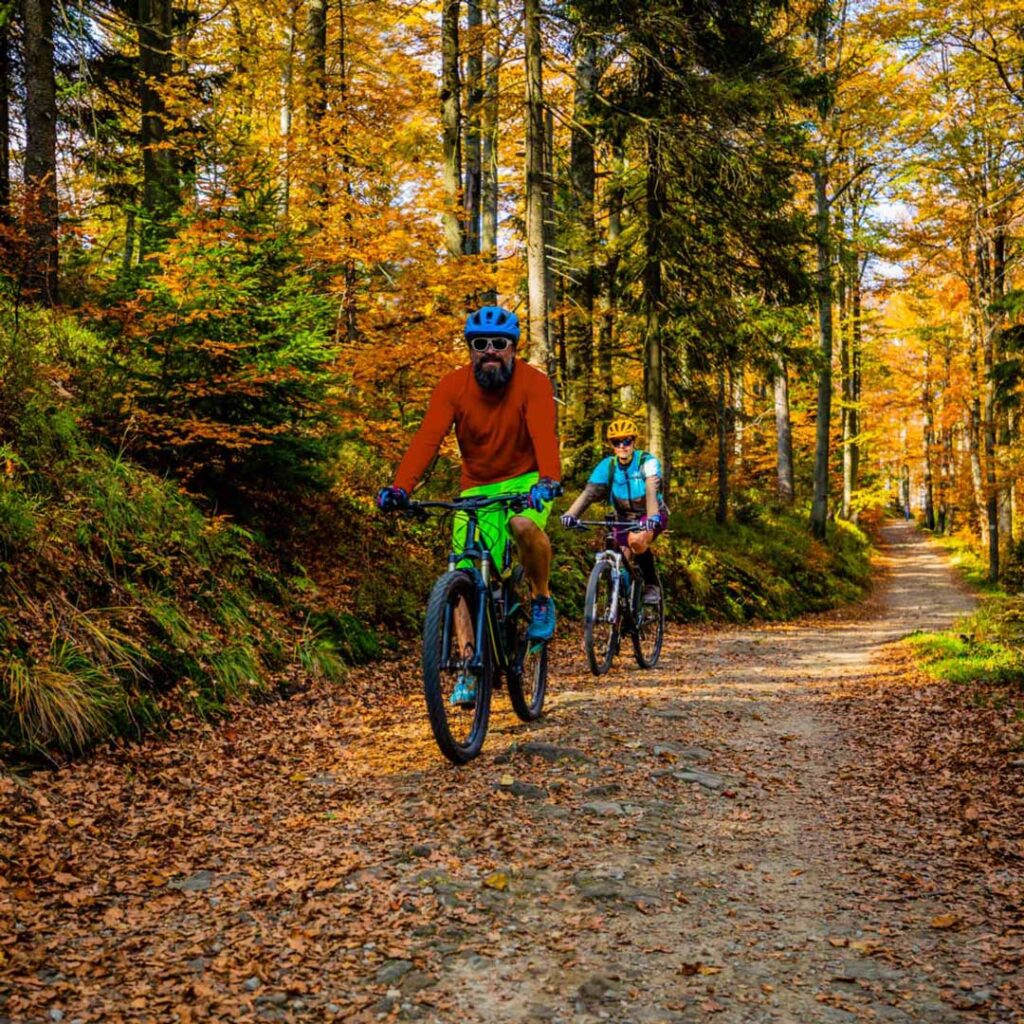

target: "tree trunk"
[280,8,295,217]
[440,0,464,256]
[773,354,794,505]
[731,364,744,471]
[937,345,952,534]
[0,11,10,223]
[809,156,833,539]
[850,269,862,498]
[566,29,597,435]
[716,365,728,524]
[993,223,1013,566]
[976,231,999,580]
[480,0,498,293]
[524,0,551,375]
[304,0,327,207]
[463,0,482,256]
[338,0,357,341]
[597,132,624,423]
[642,57,670,491]
[121,209,136,281]
[22,0,58,302]
[923,347,935,530]
[137,0,178,244]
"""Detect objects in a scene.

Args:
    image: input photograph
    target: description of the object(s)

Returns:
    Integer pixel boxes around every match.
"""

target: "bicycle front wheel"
[631,571,665,668]
[505,567,548,722]
[422,571,493,764]
[584,560,618,676]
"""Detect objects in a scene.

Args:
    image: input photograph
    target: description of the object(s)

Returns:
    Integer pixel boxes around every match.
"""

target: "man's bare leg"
[509,516,552,598]
[454,598,474,662]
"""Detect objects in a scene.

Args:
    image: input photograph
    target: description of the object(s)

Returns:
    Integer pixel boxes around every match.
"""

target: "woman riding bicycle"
[560,419,668,604]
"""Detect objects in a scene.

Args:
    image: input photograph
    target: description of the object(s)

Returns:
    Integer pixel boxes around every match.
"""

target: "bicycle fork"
[439,562,501,675]
[601,551,627,623]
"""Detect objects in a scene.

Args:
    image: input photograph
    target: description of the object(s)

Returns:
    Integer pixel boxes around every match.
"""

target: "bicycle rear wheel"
[505,567,548,721]
[631,570,665,668]
[422,571,493,764]
[584,559,618,676]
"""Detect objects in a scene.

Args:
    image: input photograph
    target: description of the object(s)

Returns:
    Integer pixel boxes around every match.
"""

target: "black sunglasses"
[469,336,512,352]
[611,437,635,448]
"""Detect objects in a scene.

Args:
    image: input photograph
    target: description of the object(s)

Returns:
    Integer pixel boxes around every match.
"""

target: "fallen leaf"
[483,871,509,891]
[930,913,959,930]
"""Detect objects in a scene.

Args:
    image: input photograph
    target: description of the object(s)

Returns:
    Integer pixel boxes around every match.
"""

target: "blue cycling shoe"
[526,596,556,641]
[450,673,477,707]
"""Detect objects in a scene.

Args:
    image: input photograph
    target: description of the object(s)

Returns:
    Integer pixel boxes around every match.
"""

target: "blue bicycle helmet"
[464,306,520,343]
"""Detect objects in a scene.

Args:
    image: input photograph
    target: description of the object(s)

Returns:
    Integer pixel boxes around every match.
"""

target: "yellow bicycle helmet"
[606,418,639,440]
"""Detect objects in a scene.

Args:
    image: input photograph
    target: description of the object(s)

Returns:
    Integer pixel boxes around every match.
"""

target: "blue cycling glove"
[638,513,663,532]
[376,486,409,512]
[528,477,562,512]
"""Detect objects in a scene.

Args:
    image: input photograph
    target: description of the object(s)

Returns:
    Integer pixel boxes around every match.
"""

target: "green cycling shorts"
[452,470,550,572]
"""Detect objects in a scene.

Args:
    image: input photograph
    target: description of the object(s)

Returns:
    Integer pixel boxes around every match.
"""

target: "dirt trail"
[5,521,1019,1024]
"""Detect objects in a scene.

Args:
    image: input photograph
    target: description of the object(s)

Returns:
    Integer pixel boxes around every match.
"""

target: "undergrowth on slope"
[0,309,370,761]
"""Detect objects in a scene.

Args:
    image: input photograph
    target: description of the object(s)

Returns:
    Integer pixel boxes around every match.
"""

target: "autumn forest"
[2,0,1024,747]
[5,0,1024,1019]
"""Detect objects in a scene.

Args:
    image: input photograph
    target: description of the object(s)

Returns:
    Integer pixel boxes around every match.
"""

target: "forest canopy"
[1,0,1023,577]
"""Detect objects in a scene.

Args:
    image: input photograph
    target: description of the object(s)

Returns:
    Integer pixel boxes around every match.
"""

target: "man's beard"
[473,355,514,391]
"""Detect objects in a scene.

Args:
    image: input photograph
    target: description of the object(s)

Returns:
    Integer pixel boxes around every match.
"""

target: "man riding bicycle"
[377,306,562,702]
[560,419,668,604]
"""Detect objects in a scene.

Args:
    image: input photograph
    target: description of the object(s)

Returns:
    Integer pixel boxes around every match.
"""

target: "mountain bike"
[405,494,549,764]
[573,519,665,676]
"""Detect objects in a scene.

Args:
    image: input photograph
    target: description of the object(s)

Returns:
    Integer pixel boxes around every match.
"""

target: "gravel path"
[6,520,1011,1024]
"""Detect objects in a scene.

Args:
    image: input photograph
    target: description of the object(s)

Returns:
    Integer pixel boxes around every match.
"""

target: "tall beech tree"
[440,0,463,256]
[22,0,58,302]
[136,0,179,241]
[524,0,552,375]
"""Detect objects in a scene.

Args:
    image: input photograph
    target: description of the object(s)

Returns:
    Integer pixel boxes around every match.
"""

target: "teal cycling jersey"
[588,451,663,517]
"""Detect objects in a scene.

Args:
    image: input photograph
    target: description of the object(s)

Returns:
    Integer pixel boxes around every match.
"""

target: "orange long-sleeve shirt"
[393,361,561,493]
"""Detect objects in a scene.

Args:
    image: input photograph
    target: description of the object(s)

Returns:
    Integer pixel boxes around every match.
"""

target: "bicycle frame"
[576,519,644,628]
[413,494,528,677]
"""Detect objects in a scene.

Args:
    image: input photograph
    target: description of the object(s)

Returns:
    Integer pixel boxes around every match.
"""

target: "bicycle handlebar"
[571,519,644,531]
[406,492,532,515]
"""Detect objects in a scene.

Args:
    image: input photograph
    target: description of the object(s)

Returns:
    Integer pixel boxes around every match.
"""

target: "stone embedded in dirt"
[376,960,413,985]
[577,973,622,1007]
[673,769,725,791]
[534,805,570,819]
[515,741,591,763]
[168,870,215,892]
[651,707,689,720]
[410,868,462,892]
[492,780,547,800]
[653,743,713,762]
[410,844,433,858]
[582,800,626,816]
[583,783,622,798]
[255,992,288,1007]
[572,872,638,902]
[401,971,437,995]
[243,976,261,992]
[526,1004,556,1020]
